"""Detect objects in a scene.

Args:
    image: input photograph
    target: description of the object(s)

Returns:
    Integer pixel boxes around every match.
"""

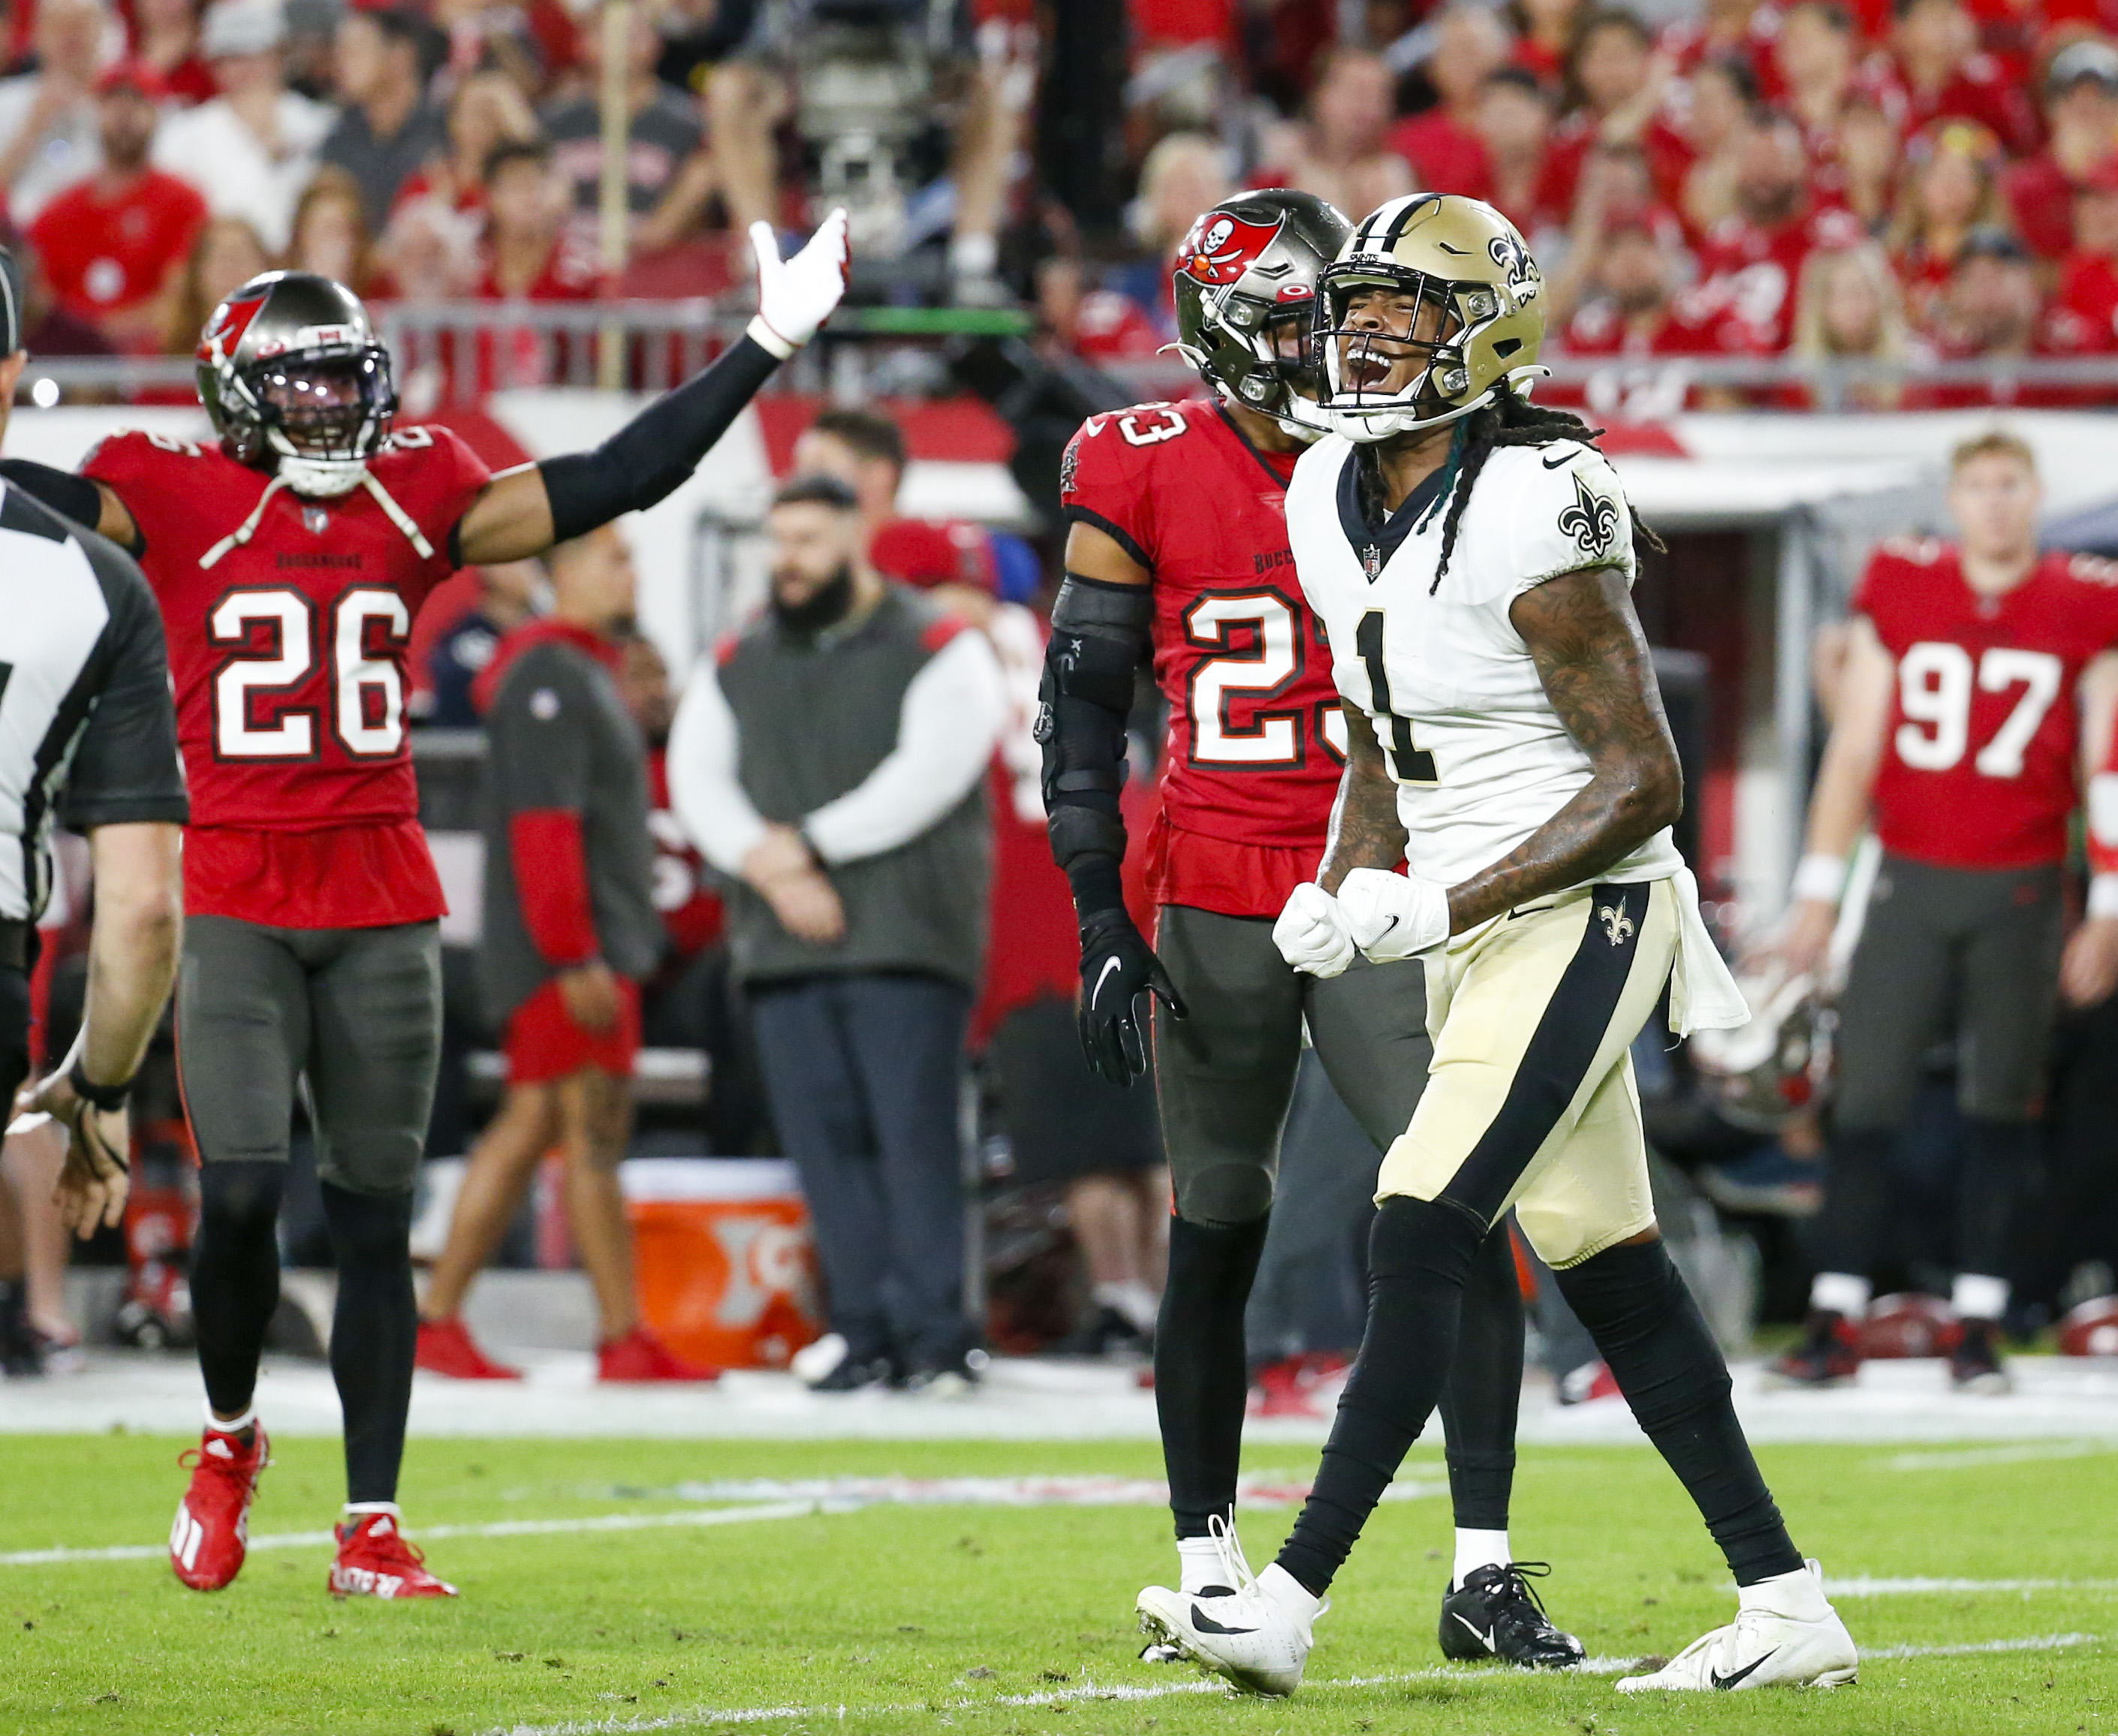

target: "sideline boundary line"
[478,1632,2105,1736]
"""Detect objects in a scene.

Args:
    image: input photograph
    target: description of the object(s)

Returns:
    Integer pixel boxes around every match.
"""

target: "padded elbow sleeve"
[1035,574,1152,883]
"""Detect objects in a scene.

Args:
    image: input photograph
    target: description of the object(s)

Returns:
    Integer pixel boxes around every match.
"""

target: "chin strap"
[199,465,434,569]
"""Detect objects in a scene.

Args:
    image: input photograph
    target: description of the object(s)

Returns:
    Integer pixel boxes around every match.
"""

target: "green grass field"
[3,1434,2112,1736]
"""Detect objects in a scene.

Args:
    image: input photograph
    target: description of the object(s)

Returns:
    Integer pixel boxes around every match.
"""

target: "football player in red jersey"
[1041,191,1582,1668]
[0,214,849,1596]
[1770,429,2118,1393]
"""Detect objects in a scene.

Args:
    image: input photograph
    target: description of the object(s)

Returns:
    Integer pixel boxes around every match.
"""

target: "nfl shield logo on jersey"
[303,505,330,535]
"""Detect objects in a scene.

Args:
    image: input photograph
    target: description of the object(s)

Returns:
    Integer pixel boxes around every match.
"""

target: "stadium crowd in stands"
[4,0,2118,403]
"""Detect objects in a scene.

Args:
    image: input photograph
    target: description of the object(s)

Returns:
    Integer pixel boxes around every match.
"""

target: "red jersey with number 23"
[1061,397,1342,918]
[83,425,493,927]
[1857,537,2118,871]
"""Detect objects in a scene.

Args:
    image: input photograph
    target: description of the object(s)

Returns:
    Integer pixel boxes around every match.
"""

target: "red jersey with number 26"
[83,425,493,927]
[1061,398,1342,918]
[1857,537,2118,870]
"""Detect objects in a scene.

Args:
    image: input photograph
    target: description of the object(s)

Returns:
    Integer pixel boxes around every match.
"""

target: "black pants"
[0,962,26,1118]
[749,970,972,1368]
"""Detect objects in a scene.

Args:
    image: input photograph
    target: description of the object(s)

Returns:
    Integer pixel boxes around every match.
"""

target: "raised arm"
[1443,564,1682,933]
[451,214,849,566]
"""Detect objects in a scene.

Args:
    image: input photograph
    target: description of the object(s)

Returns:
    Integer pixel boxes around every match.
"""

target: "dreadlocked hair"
[1430,388,1666,594]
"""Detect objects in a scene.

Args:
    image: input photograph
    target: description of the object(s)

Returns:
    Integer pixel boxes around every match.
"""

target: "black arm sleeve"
[60,536,188,831]
[0,459,107,535]
[537,334,783,544]
[1035,573,1153,921]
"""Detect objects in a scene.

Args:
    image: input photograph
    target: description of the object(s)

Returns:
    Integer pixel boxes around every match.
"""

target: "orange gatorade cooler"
[622,1159,823,1369]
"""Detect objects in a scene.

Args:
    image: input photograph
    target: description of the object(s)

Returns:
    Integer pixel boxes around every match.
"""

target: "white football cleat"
[1135,1518,1324,1696]
[1616,1560,1856,1692]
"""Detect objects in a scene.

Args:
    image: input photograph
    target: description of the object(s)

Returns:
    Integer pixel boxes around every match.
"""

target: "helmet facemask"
[239,345,396,498]
[1318,262,1504,442]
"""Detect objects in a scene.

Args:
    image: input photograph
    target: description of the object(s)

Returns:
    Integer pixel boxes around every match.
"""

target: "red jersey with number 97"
[1061,397,1342,917]
[1856,537,2118,870]
[83,424,493,927]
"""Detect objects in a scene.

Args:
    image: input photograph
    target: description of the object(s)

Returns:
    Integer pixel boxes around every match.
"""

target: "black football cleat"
[1766,1310,1863,1388]
[1438,1562,1585,1668]
[1950,1319,2013,1394]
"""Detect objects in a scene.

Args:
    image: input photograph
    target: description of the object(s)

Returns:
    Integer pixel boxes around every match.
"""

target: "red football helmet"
[2057,1294,2118,1357]
[1860,1293,1963,1359]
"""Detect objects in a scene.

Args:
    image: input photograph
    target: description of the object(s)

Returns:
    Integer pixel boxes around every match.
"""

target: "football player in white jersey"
[1135,194,1859,1698]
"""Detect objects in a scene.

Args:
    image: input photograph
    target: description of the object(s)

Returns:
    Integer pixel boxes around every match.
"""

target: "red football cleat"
[329,1511,458,1599]
[596,1325,722,1383]
[415,1316,522,1380]
[170,1422,270,1591]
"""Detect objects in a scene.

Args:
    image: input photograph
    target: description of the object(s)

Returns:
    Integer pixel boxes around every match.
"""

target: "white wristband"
[744,313,797,361]
[2089,873,2118,920]
[1791,853,1846,906]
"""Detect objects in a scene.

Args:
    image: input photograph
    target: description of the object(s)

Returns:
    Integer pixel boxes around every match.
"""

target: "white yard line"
[478,1632,2106,1736]
[1828,1577,2118,1597]
[1885,1441,2118,1472]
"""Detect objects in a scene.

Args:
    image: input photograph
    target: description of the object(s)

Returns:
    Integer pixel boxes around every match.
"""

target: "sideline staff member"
[0,243,188,1370]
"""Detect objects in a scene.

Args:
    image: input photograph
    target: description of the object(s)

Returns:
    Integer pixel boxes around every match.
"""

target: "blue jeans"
[749,972,972,1367]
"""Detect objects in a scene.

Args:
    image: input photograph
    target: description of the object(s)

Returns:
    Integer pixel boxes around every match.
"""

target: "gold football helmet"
[1316,193,1547,442]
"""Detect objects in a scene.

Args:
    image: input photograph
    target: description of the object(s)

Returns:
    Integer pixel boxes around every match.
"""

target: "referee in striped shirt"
[0,244,188,1375]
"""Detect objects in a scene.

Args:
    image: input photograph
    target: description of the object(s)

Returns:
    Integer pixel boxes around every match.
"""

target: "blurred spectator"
[1658,0,1777,81]
[1544,9,1688,217]
[1506,0,1583,85]
[429,0,578,101]
[287,165,383,294]
[132,0,217,105]
[669,474,1005,1394]
[1390,4,1511,195]
[426,559,544,727]
[791,407,999,604]
[544,1,713,255]
[617,631,772,1157]
[1831,87,1900,230]
[391,67,538,221]
[163,213,270,353]
[1791,239,1915,404]
[29,63,206,354]
[0,0,110,225]
[1553,213,1731,368]
[1474,65,1562,237]
[2047,159,2118,353]
[1917,225,2065,403]
[374,183,481,303]
[2002,38,2118,263]
[1888,120,2006,330]
[1776,2,1856,156]
[1677,56,1755,236]
[8,231,117,356]
[1255,46,1416,218]
[419,526,719,1386]
[656,0,757,101]
[1876,0,2039,159]
[1692,103,1865,350]
[1105,130,1232,333]
[318,4,447,232]
[152,0,333,252]
[478,137,595,300]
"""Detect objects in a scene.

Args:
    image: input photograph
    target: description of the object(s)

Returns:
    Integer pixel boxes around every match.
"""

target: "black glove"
[1076,907,1187,1088]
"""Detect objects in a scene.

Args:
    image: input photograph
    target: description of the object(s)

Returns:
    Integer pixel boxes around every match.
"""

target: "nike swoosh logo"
[1092,956,1123,1008]
[1541,451,1575,469]
[1190,1606,1258,1636]
[1710,1650,1776,1689]
[1374,915,1399,938]
[1506,903,1555,920]
[1452,1612,1495,1652]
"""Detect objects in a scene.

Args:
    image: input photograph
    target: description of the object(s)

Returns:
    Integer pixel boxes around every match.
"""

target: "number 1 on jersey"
[1355,610,1436,785]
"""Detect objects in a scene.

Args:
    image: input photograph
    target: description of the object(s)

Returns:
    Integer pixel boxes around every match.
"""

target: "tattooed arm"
[1445,565,1682,933]
[1318,698,1411,893]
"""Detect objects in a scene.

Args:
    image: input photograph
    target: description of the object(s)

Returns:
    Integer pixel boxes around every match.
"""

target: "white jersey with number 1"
[1285,432,1685,894]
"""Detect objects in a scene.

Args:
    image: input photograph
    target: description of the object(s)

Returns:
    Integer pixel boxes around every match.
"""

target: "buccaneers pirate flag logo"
[1179,209,1285,286]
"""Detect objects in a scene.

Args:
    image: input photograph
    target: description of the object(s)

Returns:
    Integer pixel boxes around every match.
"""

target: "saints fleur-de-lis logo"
[1559,472,1619,559]
[1597,900,1634,947]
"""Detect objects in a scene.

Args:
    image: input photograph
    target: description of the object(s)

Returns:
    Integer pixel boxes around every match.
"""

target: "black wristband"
[1066,854,1128,924]
[68,1057,134,1112]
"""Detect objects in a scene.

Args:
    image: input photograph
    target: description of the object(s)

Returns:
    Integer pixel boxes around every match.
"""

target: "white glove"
[746,209,851,358]
[1273,882,1356,978]
[1338,866,1451,963]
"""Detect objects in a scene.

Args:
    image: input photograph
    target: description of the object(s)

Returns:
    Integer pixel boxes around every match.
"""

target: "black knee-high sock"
[1958,1118,2035,1285]
[191,1162,286,1419]
[322,1183,417,1506]
[1438,1225,1523,1533]
[1554,1240,1801,1585]
[1156,1212,1270,1538]
[1278,1197,1484,1596]
[1815,1126,1895,1284]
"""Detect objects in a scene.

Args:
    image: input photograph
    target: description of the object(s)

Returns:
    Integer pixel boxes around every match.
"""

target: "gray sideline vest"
[717,586,990,989]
